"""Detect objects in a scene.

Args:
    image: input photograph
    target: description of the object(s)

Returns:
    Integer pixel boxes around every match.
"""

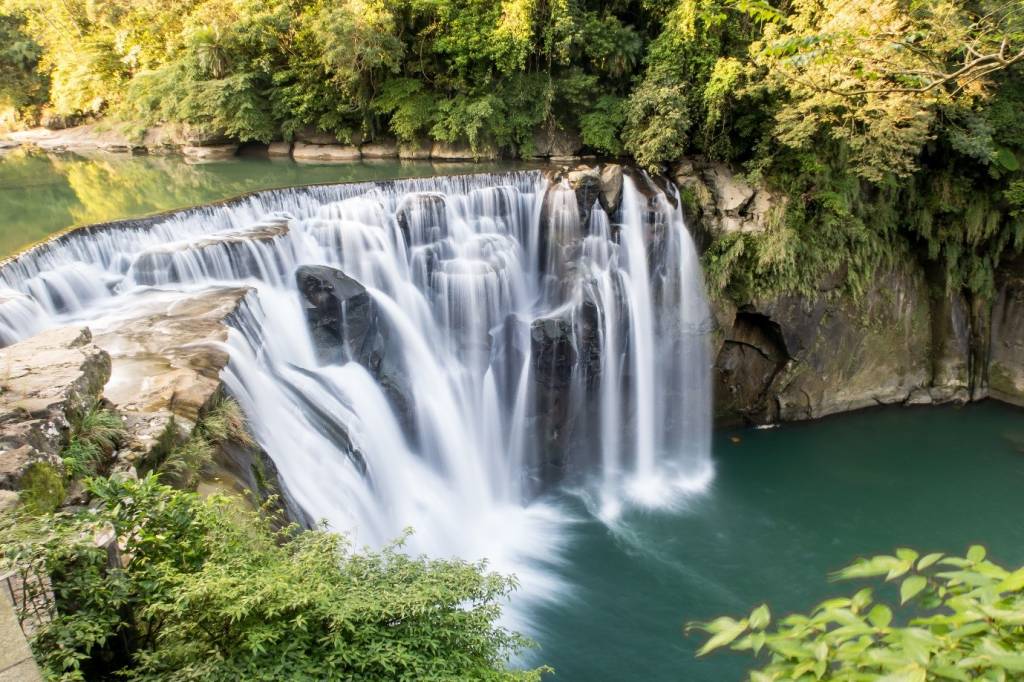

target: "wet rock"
[294,265,413,433]
[296,265,376,366]
[128,219,290,285]
[0,326,111,489]
[396,193,448,245]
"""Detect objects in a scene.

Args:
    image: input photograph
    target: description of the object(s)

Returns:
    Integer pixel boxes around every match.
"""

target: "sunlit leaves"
[690,546,1024,681]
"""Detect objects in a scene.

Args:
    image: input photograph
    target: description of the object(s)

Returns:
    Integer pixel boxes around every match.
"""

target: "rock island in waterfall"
[1,3,1023,681]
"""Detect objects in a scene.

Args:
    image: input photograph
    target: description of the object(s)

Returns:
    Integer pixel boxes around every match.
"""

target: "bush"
[16,462,65,514]
[689,546,1024,680]
[0,475,546,681]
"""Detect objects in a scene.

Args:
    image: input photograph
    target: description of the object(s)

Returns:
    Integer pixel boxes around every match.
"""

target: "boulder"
[267,141,293,157]
[292,142,361,162]
[398,140,432,159]
[673,159,785,243]
[7,124,146,154]
[360,138,399,158]
[431,141,499,161]
[294,265,413,433]
[182,144,239,162]
[531,126,582,159]
[0,326,111,489]
[598,164,624,216]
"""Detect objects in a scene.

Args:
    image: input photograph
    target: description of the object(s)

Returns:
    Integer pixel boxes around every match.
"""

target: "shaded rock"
[182,144,239,162]
[712,265,933,425]
[990,256,1024,406]
[531,126,582,159]
[292,142,361,162]
[528,312,578,488]
[0,326,111,489]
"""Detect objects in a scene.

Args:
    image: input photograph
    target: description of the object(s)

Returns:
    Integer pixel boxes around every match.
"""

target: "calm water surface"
[535,402,1024,680]
[0,148,533,256]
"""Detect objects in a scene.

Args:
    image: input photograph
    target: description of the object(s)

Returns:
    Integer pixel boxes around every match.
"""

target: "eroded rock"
[0,326,111,488]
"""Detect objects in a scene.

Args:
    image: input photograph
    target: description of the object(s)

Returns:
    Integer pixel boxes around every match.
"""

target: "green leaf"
[967,546,986,563]
[868,604,892,628]
[901,576,927,604]
[917,553,943,571]
[995,147,1021,172]
[749,604,771,630]
[696,618,749,656]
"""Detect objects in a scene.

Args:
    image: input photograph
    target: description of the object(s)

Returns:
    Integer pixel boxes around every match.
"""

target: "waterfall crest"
[0,168,713,584]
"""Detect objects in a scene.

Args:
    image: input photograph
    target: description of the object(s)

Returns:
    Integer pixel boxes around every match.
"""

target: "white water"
[0,169,713,621]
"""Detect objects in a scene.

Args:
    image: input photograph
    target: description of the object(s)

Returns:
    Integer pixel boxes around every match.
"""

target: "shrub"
[0,476,546,681]
[689,546,1024,681]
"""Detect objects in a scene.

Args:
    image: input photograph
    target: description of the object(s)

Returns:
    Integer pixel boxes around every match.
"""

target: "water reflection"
[0,147,535,256]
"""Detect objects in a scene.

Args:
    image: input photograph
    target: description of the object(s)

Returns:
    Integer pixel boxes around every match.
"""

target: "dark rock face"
[528,313,578,488]
[296,265,376,366]
[990,257,1024,405]
[295,265,413,432]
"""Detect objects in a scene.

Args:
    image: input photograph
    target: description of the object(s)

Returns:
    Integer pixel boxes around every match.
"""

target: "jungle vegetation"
[0,0,1022,296]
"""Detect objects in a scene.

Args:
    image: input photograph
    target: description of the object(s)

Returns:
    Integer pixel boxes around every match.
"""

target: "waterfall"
[0,169,713,611]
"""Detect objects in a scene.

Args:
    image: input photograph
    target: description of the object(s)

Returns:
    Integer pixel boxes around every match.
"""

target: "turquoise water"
[0,148,532,256]
[533,402,1024,680]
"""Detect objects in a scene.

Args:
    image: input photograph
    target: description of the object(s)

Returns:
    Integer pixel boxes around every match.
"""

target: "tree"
[746,0,1024,181]
[689,546,1024,680]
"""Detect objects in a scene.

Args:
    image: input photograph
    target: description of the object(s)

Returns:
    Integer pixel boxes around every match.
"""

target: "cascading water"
[0,168,713,624]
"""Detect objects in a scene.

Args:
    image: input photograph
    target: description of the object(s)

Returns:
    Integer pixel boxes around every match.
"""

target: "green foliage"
[17,462,65,515]
[0,11,47,113]
[689,546,1024,681]
[0,475,545,681]
[62,402,124,480]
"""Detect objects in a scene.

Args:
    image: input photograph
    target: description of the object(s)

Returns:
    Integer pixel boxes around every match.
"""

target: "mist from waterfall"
[0,169,713,624]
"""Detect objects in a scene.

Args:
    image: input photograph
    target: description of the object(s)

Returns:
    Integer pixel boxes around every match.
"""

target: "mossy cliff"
[675,159,1024,425]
